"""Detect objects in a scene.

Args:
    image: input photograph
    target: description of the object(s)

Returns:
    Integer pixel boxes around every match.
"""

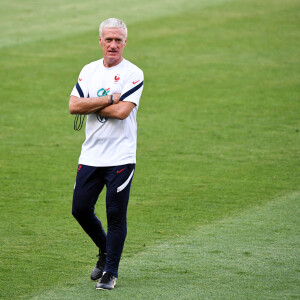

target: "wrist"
[110,94,114,105]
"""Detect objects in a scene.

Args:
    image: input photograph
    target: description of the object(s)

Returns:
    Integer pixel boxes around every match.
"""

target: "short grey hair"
[99,18,127,39]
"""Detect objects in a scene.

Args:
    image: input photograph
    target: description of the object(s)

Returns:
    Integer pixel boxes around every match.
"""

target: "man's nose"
[110,40,117,48]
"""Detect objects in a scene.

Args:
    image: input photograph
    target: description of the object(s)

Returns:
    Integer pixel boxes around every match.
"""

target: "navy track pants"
[72,163,135,278]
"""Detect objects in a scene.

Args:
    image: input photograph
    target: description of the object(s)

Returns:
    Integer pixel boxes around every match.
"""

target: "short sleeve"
[120,68,144,107]
[70,65,90,98]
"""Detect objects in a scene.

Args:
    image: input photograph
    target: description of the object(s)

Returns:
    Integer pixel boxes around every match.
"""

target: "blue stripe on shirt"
[120,81,144,101]
[76,82,84,98]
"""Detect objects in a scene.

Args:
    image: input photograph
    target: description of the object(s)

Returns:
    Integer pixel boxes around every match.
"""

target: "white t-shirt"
[70,58,144,167]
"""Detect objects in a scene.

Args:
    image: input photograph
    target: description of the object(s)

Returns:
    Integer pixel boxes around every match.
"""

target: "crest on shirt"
[114,74,120,84]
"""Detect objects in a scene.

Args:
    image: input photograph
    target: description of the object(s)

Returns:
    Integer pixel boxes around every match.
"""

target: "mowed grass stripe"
[30,192,300,299]
[0,0,231,48]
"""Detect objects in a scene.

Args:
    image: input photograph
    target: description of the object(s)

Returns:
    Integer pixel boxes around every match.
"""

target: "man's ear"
[99,37,102,46]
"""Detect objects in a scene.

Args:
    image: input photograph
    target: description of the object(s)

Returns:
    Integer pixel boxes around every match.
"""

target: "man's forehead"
[102,27,126,38]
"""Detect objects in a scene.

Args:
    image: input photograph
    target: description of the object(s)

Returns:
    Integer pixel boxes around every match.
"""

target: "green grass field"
[0,0,299,299]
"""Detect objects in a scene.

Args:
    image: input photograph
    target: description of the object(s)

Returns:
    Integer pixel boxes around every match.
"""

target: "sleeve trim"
[76,82,84,98]
[120,81,144,101]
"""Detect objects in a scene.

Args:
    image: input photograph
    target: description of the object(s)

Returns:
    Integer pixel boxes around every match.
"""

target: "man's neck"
[103,57,123,68]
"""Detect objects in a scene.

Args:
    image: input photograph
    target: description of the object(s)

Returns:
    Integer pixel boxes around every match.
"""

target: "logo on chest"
[97,88,110,97]
[96,88,110,124]
[114,74,120,84]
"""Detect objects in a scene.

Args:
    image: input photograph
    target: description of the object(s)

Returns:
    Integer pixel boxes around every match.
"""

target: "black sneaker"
[96,272,117,290]
[90,252,106,280]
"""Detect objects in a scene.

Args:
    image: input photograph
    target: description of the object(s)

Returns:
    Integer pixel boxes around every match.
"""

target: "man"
[69,18,144,290]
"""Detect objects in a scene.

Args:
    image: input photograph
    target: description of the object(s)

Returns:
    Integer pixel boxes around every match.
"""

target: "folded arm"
[97,101,136,120]
[69,94,120,115]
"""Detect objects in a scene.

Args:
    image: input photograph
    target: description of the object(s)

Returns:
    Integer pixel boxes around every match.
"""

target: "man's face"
[99,27,127,68]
